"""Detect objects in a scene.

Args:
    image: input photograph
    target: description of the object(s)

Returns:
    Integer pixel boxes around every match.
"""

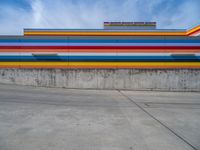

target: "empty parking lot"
[0,84,200,150]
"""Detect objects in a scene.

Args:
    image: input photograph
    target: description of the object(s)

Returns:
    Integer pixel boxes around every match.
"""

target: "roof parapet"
[23,23,200,36]
[187,24,200,36]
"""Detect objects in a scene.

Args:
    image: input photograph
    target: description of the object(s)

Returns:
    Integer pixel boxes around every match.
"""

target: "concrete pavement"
[0,84,200,150]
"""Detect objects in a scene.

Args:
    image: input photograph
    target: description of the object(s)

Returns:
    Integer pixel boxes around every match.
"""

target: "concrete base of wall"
[0,69,200,91]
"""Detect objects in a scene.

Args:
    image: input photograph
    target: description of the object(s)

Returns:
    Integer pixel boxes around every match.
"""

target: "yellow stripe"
[69,62,200,67]
[0,62,200,67]
[0,62,67,66]
[24,31,186,36]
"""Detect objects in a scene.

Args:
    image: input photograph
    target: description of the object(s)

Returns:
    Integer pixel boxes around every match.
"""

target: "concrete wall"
[0,69,200,91]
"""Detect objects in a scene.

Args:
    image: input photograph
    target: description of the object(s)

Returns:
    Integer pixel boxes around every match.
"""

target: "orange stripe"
[25,34,187,36]
[69,49,200,53]
[24,31,187,36]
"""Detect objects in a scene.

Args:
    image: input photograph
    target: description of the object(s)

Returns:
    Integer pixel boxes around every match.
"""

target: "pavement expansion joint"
[117,90,198,150]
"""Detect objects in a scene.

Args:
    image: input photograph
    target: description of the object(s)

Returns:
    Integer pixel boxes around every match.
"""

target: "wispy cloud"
[0,0,200,35]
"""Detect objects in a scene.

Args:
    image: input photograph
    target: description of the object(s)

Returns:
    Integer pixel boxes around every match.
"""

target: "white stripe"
[1,43,200,46]
[0,52,199,56]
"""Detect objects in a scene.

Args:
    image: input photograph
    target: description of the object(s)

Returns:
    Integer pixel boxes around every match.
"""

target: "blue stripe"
[68,56,200,61]
[0,56,199,61]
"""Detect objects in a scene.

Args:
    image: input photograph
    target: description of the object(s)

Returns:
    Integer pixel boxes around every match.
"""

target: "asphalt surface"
[0,84,200,150]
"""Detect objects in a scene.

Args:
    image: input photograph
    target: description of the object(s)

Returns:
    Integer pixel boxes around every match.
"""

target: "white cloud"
[0,4,32,35]
[0,0,199,35]
[152,0,200,29]
[31,0,43,26]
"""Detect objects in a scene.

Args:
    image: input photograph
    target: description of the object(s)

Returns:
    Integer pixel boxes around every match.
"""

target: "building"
[0,22,200,68]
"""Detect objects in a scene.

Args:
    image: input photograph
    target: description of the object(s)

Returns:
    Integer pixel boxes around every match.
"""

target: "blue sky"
[0,0,200,35]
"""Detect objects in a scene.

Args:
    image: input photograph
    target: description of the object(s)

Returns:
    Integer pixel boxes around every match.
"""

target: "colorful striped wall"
[0,24,200,69]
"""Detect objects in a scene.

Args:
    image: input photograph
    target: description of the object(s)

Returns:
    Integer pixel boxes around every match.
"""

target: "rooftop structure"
[104,22,157,30]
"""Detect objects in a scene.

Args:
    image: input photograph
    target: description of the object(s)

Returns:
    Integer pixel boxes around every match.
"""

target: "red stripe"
[0,46,200,49]
[0,49,200,53]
